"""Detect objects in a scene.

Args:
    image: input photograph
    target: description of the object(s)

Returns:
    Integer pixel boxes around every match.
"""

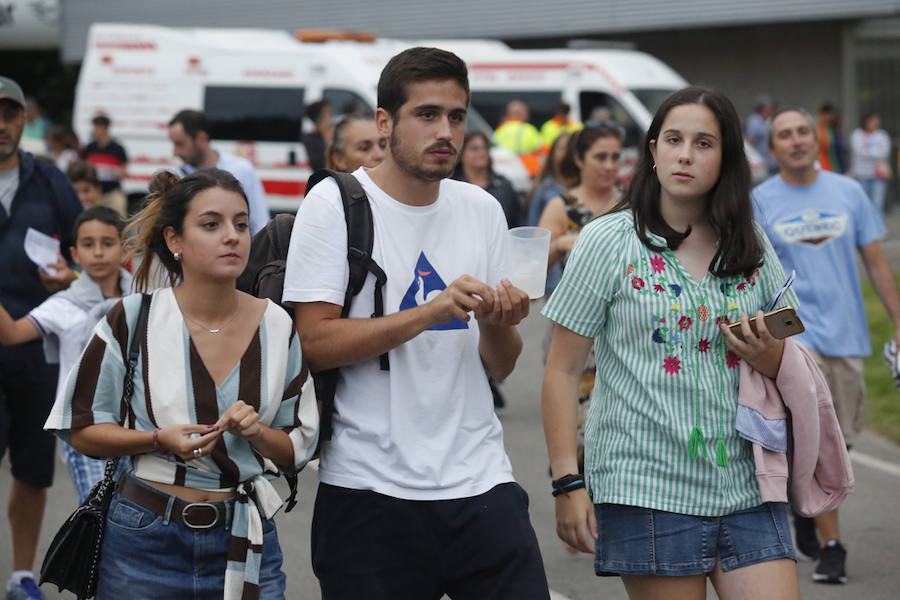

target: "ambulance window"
[204,86,305,142]
[630,88,676,116]
[579,92,643,148]
[323,89,373,117]
[469,91,560,129]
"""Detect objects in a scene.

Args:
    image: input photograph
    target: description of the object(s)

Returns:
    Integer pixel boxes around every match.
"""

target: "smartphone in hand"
[727,306,804,343]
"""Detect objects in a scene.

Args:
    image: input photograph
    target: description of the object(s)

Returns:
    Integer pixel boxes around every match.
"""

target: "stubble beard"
[389,130,457,183]
[0,145,17,162]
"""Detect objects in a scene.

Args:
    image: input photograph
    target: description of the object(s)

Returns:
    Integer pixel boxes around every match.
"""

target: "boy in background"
[65,160,102,209]
[0,206,132,503]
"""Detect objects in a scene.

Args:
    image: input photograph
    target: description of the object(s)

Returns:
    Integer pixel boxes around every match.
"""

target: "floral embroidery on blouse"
[725,350,741,369]
[663,356,681,374]
[630,252,761,377]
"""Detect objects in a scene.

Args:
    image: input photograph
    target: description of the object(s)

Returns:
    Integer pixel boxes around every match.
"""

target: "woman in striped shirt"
[45,168,318,599]
[542,88,800,599]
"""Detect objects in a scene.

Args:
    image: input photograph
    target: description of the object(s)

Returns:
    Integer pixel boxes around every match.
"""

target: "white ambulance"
[73,24,529,212]
[74,25,761,213]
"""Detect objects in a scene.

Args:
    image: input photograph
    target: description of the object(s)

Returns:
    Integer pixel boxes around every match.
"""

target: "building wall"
[610,21,847,121]
[60,0,900,62]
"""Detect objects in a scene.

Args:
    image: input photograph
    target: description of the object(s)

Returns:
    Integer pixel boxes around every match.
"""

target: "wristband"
[551,473,585,497]
[152,428,161,451]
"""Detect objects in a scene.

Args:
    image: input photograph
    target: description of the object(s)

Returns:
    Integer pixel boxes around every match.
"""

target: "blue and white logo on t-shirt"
[773,208,848,246]
[399,252,468,331]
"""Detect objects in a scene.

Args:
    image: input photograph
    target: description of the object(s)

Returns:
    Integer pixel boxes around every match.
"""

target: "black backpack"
[237,169,389,443]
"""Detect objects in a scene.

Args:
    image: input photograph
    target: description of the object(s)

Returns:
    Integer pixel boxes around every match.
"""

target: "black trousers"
[312,481,550,600]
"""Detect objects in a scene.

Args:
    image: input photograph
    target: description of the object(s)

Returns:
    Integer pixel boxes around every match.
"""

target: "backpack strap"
[305,169,389,441]
[307,169,389,370]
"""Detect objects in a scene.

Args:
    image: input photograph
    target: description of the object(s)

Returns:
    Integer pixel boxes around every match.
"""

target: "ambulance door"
[322,88,375,117]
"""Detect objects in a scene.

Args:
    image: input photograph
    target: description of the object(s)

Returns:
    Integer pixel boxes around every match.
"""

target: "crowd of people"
[0,42,895,599]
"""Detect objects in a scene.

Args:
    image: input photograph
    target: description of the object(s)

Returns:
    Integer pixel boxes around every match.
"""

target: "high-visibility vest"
[540,117,583,148]
[494,119,543,155]
[494,119,544,176]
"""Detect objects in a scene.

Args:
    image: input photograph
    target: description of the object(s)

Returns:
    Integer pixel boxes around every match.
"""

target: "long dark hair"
[615,87,762,277]
[126,168,248,290]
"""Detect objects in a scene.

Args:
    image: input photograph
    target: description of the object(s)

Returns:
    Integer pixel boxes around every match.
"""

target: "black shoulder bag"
[40,293,152,599]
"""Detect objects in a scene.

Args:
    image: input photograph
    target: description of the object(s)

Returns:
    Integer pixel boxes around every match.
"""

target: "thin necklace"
[181,294,241,334]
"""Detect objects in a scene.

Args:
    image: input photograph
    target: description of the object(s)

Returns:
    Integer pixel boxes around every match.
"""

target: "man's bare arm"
[859,240,900,341]
[295,275,496,372]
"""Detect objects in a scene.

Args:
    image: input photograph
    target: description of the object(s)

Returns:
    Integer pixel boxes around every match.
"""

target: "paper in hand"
[24,227,60,275]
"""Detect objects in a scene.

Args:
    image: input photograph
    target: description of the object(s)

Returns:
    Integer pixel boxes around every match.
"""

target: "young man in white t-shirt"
[284,47,550,599]
[0,207,132,506]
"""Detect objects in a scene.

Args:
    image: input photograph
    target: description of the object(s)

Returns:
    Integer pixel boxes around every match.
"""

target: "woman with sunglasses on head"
[541,88,801,599]
[539,122,624,284]
[45,168,319,600]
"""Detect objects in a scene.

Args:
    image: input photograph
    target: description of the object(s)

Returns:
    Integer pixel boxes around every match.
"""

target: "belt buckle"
[181,502,220,529]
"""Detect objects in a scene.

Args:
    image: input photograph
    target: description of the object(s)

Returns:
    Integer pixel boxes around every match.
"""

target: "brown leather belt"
[117,477,231,529]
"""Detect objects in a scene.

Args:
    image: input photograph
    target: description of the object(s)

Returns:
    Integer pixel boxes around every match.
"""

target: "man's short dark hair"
[169,109,209,138]
[91,115,111,127]
[557,101,571,115]
[377,47,470,118]
[73,206,125,242]
[66,159,100,187]
[305,100,329,123]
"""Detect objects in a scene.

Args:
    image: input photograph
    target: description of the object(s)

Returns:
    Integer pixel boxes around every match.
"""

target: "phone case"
[728,307,804,343]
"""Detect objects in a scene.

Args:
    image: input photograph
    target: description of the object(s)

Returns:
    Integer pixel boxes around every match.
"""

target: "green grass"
[862,275,900,445]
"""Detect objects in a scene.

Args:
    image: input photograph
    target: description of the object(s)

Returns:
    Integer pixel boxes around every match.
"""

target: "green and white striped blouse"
[543,210,798,516]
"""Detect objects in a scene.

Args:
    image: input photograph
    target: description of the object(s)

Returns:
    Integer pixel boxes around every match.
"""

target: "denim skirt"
[593,502,796,576]
[95,483,287,599]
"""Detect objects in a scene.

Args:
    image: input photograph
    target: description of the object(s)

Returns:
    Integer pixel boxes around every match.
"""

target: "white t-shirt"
[283,168,515,500]
[181,152,270,235]
[27,296,88,392]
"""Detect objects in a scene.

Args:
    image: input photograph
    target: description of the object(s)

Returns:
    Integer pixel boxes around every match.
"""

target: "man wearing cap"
[0,76,82,600]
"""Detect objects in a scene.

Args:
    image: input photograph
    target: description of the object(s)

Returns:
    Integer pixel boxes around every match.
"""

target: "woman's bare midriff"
[140,478,235,502]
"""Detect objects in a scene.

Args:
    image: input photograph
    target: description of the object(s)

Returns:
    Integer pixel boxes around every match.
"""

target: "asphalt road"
[2,302,900,599]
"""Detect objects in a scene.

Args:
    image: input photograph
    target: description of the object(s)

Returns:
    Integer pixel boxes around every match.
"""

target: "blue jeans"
[96,481,287,599]
[857,177,887,213]
[593,502,795,576]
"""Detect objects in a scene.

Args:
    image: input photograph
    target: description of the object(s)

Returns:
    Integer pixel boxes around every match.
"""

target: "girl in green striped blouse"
[542,88,801,599]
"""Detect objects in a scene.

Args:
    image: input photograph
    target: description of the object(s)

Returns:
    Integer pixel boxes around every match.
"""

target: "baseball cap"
[0,76,26,109]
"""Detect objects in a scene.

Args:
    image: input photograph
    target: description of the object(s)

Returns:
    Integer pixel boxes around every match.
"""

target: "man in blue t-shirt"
[753,107,900,586]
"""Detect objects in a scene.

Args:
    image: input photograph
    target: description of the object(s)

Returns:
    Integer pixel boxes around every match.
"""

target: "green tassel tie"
[716,435,728,467]
[689,426,707,459]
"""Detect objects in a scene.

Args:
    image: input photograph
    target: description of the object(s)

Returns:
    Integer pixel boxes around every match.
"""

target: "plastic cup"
[508,226,551,299]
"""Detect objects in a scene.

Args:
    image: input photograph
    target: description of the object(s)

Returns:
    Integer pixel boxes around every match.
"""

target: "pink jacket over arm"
[737,339,854,517]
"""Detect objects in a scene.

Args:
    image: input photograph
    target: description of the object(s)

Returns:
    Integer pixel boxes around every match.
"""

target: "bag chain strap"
[84,295,145,596]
